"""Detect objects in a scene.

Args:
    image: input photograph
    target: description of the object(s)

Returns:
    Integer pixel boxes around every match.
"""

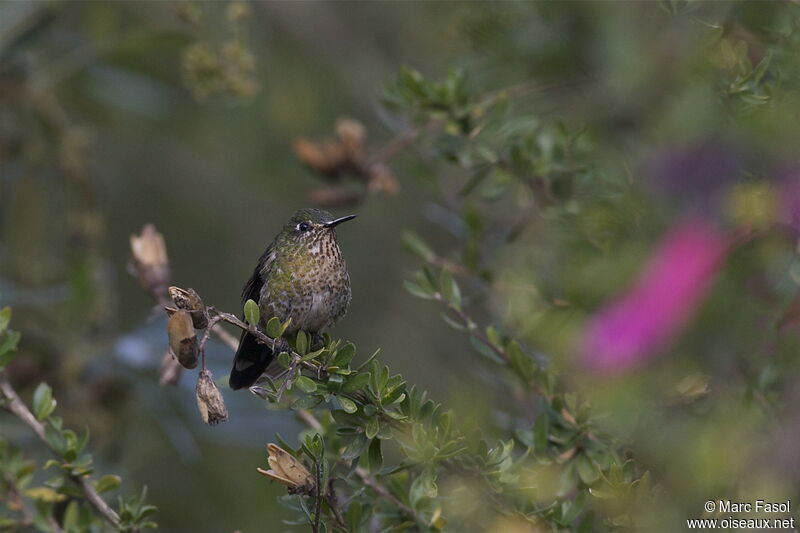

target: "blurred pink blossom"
[580,219,730,373]
[779,179,800,234]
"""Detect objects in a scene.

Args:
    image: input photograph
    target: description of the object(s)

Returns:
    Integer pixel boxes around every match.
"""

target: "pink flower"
[580,219,730,373]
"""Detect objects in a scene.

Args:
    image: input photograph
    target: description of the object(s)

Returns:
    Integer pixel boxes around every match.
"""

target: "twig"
[370,126,421,165]
[0,374,121,529]
[312,459,323,533]
[354,466,416,518]
[275,354,301,402]
[325,479,347,530]
[297,409,322,430]
[2,472,36,530]
[433,294,563,411]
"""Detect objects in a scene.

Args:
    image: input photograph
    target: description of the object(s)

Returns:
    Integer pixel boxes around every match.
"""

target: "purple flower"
[647,140,743,211]
[580,219,730,373]
[779,178,800,234]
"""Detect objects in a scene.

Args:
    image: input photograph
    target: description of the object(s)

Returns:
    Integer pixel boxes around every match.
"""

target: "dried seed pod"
[309,187,362,207]
[367,163,400,195]
[167,310,198,369]
[335,117,366,162]
[168,286,208,329]
[257,443,314,494]
[294,138,334,175]
[159,350,182,386]
[196,369,228,425]
[130,224,170,297]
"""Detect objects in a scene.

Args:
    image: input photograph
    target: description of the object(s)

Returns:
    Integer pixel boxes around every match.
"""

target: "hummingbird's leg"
[271,336,291,356]
[310,332,325,351]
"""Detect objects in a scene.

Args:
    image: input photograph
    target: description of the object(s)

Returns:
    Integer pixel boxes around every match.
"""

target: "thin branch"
[354,466,416,518]
[296,408,417,522]
[0,374,122,528]
[312,459,323,533]
[370,126,421,165]
[431,293,580,425]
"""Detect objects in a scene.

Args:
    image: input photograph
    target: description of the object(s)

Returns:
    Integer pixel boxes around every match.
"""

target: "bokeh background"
[4,2,800,531]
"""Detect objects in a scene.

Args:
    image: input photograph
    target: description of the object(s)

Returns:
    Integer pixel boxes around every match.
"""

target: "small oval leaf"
[244,299,260,326]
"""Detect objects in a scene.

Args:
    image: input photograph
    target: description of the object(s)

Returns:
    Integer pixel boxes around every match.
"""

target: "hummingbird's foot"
[271,336,291,356]
[310,332,326,351]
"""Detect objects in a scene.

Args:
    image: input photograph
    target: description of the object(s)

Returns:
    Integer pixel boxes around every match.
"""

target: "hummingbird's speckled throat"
[229,208,355,390]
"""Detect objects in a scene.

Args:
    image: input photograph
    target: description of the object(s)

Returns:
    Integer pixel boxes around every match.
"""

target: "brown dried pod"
[167,310,198,369]
[309,187,363,207]
[159,350,182,386]
[257,443,314,494]
[168,286,208,329]
[294,138,334,175]
[335,117,366,163]
[367,163,400,196]
[130,224,170,297]
[196,369,228,425]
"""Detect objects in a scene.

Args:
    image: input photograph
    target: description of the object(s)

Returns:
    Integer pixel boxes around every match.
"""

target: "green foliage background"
[3,1,800,531]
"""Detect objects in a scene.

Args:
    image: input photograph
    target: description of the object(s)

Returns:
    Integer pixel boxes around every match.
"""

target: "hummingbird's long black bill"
[324,214,357,228]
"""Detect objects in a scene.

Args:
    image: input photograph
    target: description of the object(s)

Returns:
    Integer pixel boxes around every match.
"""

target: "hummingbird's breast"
[260,232,351,334]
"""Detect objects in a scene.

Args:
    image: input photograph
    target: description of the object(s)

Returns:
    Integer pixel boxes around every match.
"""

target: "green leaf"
[33,383,56,421]
[331,343,356,368]
[44,424,66,456]
[343,373,370,394]
[337,396,358,414]
[294,376,317,393]
[404,280,435,300]
[95,475,122,494]
[277,352,291,368]
[356,348,381,372]
[342,434,369,461]
[0,307,10,335]
[368,439,382,472]
[243,299,260,326]
[365,417,380,439]
[265,317,282,338]
[507,341,535,381]
[346,502,364,531]
[576,455,600,485]
[296,331,308,356]
[440,312,466,331]
[440,268,462,309]
[469,336,503,364]
[0,330,20,367]
[402,231,436,262]
[291,395,322,410]
[410,468,438,508]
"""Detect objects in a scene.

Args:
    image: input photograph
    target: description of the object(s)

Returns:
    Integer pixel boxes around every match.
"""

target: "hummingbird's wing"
[229,245,275,390]
[241,244,274,304]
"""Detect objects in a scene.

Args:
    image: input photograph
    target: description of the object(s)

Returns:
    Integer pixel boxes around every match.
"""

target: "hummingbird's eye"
[297,222,311,232]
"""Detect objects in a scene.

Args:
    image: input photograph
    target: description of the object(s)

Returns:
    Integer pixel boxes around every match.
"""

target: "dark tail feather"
[229,330,273,390]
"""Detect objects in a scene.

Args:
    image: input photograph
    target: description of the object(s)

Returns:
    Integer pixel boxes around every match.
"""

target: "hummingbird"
[229,208,356,390]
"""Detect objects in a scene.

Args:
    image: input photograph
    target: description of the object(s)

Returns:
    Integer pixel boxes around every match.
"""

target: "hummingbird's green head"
[277,208,357,248]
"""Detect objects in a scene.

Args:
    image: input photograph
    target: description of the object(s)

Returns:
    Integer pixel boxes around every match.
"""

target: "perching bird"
[229,208,356,390]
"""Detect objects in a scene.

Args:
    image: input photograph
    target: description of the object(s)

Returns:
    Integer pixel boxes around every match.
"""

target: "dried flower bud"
[196,369,228,425]
[176,2,202,25]
[130,224,170,297]
[226,1,250,23]
[168,286,208,329]
[257,443,314,494]
[367,163,400,196]
[335,117,366,162]
[159,350,182,386]
[167,310,198,369]
[309,187,362,207]
[294,138,341,177]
